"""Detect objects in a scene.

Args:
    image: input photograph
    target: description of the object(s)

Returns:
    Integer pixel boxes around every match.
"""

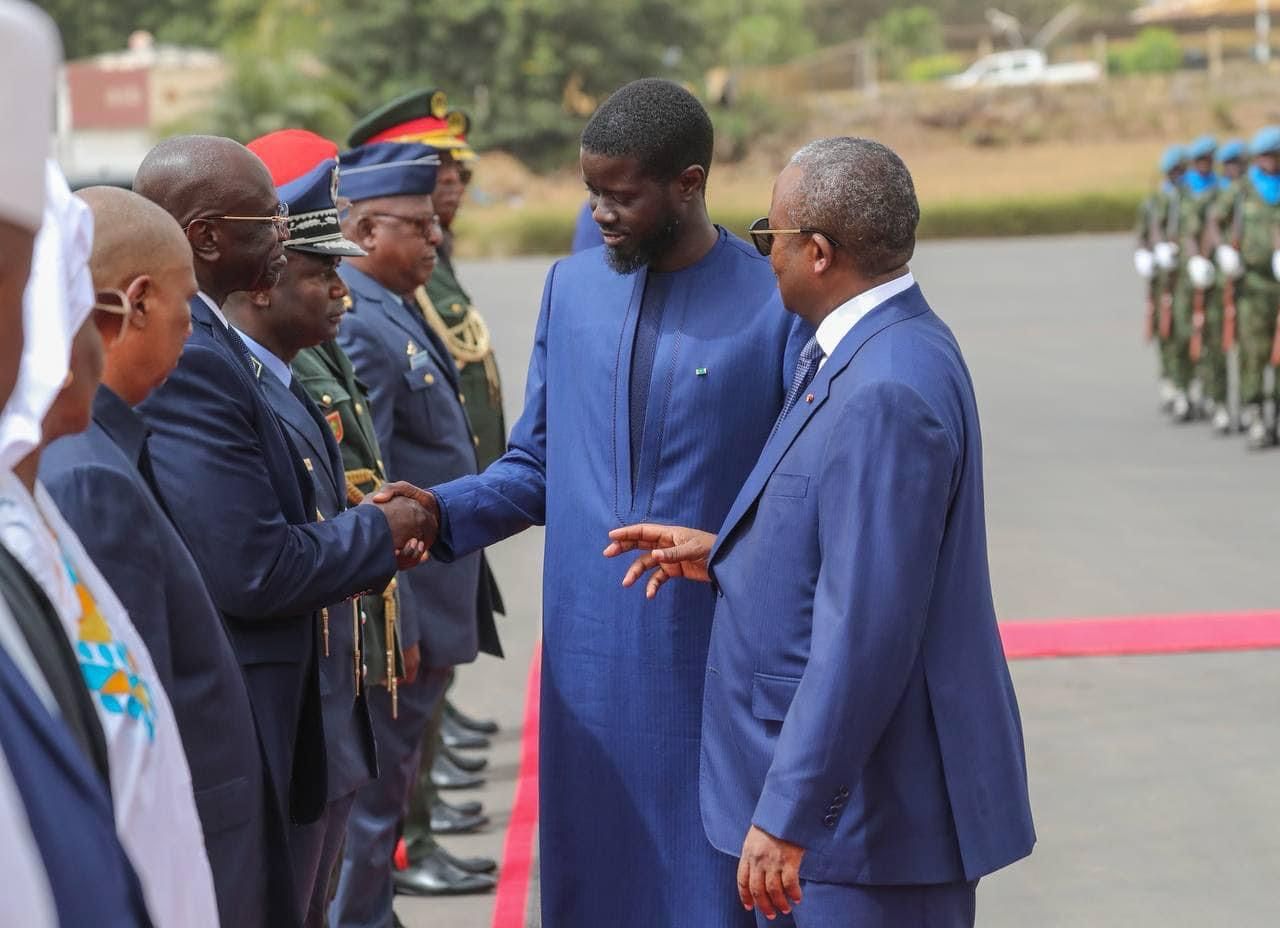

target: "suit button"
[472,435,480,447]
[424,373,435,385]
[452,303,462,312]
[321,393,333,405]
[823,813,838,828]
[458,393,466,404]
[838,786,850,799]
[355,403,364,414]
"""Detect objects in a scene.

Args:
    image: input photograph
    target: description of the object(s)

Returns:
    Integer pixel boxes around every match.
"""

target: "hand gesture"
[365,481,440,569]
[603,523,715,598]
[737,825,805,920]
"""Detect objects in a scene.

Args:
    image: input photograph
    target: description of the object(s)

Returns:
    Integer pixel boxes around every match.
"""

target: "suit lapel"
[260,374,343,500]
[709,289,932,565]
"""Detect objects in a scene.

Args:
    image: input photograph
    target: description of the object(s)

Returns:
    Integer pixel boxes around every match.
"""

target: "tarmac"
[396,234,1280,927]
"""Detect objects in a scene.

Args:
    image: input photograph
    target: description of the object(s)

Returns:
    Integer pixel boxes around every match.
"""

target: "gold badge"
[431,91,449,118]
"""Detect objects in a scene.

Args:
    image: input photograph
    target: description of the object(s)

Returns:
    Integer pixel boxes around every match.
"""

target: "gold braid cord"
[414,287,502,405]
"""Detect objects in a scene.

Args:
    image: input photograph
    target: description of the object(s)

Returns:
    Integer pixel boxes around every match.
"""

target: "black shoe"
[441,743,488,773]
[431,751,485,790]
[436,795,483,816]
[436,844,497,875]
[446,699,499,735]
[431,798,489,834]
[393,852,497,896]
[442,714,490,750]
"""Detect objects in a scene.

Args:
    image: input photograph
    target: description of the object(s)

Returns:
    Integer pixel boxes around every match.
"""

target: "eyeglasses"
[91,288,132,345]
[185,201,290,236]
[367,211,441,241]
[748,217,843,257]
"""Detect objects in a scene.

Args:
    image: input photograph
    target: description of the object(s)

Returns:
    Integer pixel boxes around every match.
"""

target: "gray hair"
[786,137,918,276]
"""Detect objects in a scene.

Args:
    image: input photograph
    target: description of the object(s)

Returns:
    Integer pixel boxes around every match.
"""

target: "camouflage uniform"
[1232,184,1280,414]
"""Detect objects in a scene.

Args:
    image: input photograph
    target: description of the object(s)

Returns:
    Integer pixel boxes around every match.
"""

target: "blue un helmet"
[1159,145,1186,175]
[1218,138,1247,164]
[1250,126,1280,158]
[1186,134,1217,161]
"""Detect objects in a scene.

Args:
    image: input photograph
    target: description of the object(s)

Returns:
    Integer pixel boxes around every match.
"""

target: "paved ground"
[399,236,1280,928]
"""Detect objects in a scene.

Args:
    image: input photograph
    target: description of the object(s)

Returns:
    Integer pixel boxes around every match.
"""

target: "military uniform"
[293,339,404,691]
[1170,136,1223,419]
[1231,173,1280,440]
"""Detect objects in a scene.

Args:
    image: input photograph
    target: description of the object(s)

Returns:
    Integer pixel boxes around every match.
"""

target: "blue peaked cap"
[337,141,440,202]
[277,158,365,257]
[1218,138,1246,163]
[1159,145,1185,174]
[1251,126,1280,158]
[1186,134,1217,160]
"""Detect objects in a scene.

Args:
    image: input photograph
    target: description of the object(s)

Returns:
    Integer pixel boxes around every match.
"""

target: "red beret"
[246,129,340,187]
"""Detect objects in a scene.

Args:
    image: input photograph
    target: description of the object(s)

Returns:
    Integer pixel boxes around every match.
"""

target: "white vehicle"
[944,48,1102,90]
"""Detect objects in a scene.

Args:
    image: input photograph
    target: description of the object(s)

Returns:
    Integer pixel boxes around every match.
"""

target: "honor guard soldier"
[1173,135,1221,422]
[1136,145,1185,413]
[1201,138,1249,432]
[347,89,506,893]
[1220,126,1280,448]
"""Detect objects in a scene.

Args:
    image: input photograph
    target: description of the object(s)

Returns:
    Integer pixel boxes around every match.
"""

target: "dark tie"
[770,335,824,441]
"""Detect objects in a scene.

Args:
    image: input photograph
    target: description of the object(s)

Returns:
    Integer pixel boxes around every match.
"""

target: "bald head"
[133,134,288,303]
[134,135,274,227]
[78,186,191,289]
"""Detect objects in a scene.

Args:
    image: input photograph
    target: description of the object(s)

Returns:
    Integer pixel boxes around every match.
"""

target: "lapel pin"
[806,393,815,403]
[406,341,417,356]
[695,367,708,377]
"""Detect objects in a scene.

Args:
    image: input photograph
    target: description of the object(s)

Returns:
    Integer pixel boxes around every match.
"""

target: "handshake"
[362,482,441,570]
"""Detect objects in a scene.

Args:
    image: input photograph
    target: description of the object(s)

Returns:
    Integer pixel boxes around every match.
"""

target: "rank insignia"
[326,410,344,443]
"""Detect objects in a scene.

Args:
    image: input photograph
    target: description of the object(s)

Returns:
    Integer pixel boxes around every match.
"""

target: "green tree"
[868,5,944,79]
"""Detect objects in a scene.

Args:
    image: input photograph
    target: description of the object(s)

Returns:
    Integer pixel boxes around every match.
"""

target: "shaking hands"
[603,523,716,598]
[364,481,441,570]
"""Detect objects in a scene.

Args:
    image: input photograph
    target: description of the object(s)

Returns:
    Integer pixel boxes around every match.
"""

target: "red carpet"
[491,610,1280,926]
[490,641,541,928]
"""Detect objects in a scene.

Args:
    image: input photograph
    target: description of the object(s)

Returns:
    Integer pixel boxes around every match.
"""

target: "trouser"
[1198,286,1228,405]
[759,879,978,928]
[401,672,452,863]
[1235,271,1280,407]
[1153,275,1175,381]
[291,792,357,928]
[1164,275,1196,390]
[329,667,450,928]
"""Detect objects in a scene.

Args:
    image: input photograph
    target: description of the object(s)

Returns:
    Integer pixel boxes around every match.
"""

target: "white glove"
[1133,248,1155,279]
[1273,250,1280,283]
[1153,241,1179,270]
[1216,244,1244,280]
[1187,254,1216,289]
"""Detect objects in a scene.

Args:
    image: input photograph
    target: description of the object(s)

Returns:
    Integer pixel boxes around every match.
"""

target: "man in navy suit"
[40,186,297,928]
[220,158,383,927]
[131,135,435,856]
[607,137,1035,927]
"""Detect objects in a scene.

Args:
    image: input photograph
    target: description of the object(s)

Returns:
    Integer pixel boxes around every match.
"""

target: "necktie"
[771,336,824,441]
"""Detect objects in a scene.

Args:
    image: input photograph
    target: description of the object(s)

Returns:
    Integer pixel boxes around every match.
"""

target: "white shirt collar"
[815,271,916,367]
[197,291,230,329]
[231,327,292,388]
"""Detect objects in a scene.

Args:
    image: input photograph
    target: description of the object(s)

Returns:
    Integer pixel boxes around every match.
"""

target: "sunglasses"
[748,217,843,257]
[91,288,132,345]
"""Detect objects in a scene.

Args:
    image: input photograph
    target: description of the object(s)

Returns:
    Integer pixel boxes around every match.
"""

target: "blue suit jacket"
[256,370,378,802]
[337,265,495,669]
[40,385,294,927]
[138,296,395,824]
[0,644,152,927]
[701,284,1035,885]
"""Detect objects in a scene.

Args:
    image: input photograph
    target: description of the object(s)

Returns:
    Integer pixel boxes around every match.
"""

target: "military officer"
[347,90,506,893]
[329,141,502,925]
[220,148,382,928]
